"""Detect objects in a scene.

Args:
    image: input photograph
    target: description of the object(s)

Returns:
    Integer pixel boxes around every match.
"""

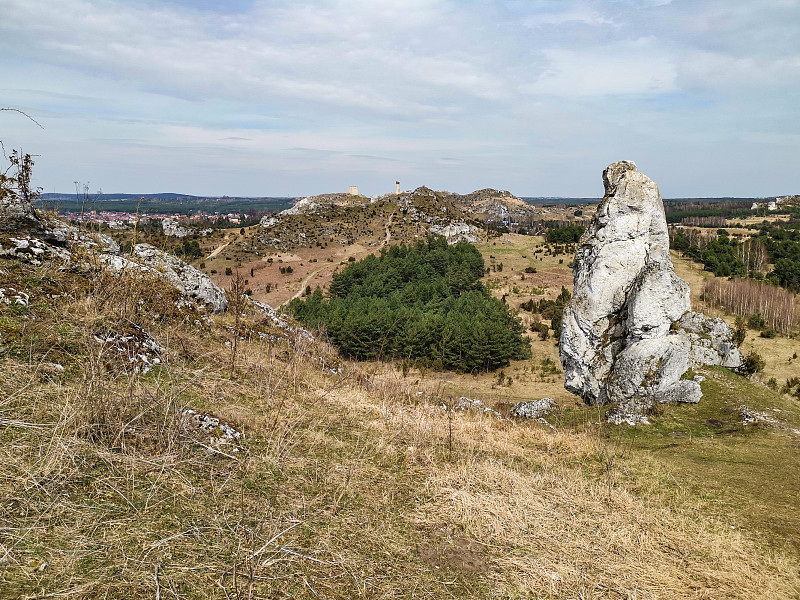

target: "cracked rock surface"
[560,161,742,424]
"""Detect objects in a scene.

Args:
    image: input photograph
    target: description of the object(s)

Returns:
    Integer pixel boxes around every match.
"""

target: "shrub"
[733,316,747,346]
[546,225,584,244]
[741,350,766,376]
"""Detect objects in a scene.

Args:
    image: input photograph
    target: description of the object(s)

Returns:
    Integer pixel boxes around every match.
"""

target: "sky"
[1,0,799,198]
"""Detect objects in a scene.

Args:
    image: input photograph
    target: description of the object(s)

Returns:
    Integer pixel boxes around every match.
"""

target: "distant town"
[61,209,246,228]
[35,192,297,229]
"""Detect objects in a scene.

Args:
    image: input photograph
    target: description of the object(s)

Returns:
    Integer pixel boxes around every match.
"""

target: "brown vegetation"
[681,215,727,227]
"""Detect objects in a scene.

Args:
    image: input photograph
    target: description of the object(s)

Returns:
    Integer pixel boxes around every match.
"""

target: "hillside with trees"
[3,149,800,597]
[287,237,531,372]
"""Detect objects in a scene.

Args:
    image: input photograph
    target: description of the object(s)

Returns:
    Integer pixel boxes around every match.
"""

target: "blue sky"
[1,0,798,197]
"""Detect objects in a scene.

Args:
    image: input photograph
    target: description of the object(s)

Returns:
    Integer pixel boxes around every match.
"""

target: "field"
[3,219,800,598]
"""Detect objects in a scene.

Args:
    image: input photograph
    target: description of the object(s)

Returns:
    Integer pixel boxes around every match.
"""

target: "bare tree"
[227,270,249,372]
[704,278,798,335]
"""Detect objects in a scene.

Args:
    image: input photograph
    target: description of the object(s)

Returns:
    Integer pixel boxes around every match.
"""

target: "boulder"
[510,398,554,419]
[560,161,742,423]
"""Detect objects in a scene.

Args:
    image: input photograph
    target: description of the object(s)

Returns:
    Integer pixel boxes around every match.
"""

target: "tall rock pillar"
[560,161,741,424]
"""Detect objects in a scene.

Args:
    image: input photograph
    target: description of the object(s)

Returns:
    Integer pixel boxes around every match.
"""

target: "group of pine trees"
[287,236,531,372]
[545,225,585,244]
[760,225,800,292]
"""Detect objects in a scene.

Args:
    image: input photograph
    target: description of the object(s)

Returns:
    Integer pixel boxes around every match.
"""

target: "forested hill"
[287,236,531,372]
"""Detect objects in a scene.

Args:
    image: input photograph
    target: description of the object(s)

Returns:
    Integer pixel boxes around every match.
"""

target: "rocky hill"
[455,188,537,224]
[254,186,537,253]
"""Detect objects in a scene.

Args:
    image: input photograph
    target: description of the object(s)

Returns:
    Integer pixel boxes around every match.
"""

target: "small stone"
[510,398,554,419]
[453,396,486,411]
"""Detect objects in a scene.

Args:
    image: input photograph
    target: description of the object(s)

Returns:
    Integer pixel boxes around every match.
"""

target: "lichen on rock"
[560,161,742,424]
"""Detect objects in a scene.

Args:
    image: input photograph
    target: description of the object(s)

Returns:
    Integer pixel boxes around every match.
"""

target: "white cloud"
[0,0,475,118]
[523,6,613,27]
[677,51,800,90]
[0,0,798,196]
[523,40,677,97]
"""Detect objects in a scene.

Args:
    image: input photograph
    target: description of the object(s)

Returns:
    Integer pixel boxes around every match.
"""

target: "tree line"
[704,277,797,336]
[669,226,795,289]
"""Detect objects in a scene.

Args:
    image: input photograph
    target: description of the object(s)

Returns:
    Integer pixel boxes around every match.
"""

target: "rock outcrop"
[560,161,741,424]
[1,190,43,232]
[1,189,227,313]
[128,244,227,313]
[161,217,194,238]
[429,222,482,244]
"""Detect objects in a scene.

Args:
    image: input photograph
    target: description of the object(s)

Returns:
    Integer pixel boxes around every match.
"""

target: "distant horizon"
[37,191,769,204]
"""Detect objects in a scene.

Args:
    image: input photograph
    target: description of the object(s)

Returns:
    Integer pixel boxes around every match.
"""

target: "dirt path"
[285,267,325,305]
[380,212,395,249]
[205,235,232,260]
[282,213,396,306]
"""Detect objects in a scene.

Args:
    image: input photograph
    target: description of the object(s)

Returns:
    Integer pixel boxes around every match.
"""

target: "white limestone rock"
[429,222,482,244]
[259,215,279,228]
[0,195,227,313]
[132,244,227,312]
[560,161,741,423]
[162,218,195,238]
[510,398,555,419]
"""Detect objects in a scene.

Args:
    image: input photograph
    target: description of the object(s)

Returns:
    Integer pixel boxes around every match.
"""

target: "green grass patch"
[604,366,800,551]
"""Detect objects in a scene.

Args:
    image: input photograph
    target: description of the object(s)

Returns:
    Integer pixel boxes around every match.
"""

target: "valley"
[2,178,800,598]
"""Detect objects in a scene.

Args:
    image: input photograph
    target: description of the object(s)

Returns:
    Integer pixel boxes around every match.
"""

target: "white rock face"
[162,218,195,238]
[132,244,227,312]
[560,161,741,423]
[429,222,482,244]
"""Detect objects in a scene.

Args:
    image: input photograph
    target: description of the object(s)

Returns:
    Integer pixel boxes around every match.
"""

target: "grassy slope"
[2,233,800,598]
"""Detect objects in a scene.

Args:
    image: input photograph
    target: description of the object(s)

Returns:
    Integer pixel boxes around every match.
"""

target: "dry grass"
[2,255,800,599]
